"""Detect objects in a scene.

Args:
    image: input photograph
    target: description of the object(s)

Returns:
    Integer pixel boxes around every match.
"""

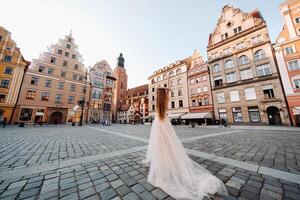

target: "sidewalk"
[204,125,300,132]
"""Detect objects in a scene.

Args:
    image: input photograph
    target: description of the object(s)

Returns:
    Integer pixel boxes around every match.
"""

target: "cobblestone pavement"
[0,125,299,200]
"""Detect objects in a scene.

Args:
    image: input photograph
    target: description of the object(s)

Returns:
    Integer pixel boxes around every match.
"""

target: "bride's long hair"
[156,88,169,120]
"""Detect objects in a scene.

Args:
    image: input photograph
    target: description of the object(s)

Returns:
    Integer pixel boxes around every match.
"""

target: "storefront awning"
[167,113,186,119]
[292,107,300,115]
[35,112,44,116]
[181,112,212,119]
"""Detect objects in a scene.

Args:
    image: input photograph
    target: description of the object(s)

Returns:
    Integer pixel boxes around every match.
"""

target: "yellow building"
[0,26,29,123]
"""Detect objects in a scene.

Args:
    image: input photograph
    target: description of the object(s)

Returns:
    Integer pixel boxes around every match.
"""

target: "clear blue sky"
[0,0,283,88]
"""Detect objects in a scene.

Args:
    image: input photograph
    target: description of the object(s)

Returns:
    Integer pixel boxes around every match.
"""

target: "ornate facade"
[207,5,290,125]
[0,26,29,123]
[274,0,300,126]
[89,60,116,123]
[13,33,90,124]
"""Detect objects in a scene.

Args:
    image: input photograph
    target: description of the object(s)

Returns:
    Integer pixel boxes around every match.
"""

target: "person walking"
[3,117,7,128]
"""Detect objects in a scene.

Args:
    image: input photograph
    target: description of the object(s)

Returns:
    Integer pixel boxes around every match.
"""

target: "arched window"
[163,74,167,79]
[177,79,182,85]
[213,64,221,73]
[238,55,249,65]
[169,71,175,76]
[176,68,182,74]
[157,76,161,82]
[224,60,234,69]
[254,49,266,60]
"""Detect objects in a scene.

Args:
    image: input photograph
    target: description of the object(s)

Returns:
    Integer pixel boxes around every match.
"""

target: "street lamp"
[78,70,88,126]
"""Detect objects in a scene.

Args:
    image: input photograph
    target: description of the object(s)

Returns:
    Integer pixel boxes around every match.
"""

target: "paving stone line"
[181,130,243,143]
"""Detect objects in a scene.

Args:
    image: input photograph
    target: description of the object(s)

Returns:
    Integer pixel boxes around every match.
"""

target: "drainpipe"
[9,61,30,125]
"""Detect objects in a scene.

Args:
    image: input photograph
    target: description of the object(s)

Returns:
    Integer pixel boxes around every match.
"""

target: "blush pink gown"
[143,116,227,200]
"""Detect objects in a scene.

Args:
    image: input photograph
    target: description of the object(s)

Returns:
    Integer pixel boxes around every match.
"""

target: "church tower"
[112,53,128,121]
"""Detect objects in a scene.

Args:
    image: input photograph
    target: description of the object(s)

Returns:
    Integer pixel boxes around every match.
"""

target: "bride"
[143,88,227,200]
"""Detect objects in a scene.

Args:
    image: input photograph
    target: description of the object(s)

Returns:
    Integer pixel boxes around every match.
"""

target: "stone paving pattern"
[0,125,300,200]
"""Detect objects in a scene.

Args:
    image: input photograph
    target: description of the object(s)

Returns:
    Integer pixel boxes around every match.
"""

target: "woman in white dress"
[143,88,227,200]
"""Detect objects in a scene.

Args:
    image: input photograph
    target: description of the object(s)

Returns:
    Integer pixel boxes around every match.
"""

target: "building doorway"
[267,106,282,125]
[50,111,63,124]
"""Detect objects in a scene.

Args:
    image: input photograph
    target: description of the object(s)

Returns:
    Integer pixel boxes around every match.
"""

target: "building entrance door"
[267,106,282,125]
[50,111,63,124]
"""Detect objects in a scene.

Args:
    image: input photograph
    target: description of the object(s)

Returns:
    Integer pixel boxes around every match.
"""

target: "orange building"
[274,0,300,126]
[0,26,29,123]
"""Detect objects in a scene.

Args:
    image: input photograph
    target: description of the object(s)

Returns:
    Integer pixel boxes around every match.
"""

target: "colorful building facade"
[0,26,29,123]
[274,0,300,126]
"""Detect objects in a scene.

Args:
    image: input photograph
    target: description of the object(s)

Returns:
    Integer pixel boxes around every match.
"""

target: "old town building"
[125,84,149,123]
[13,32,90,124]
[0,26,29,123]
[274,0,300,126]
[148,55,191,123]
[112,53,128,122]
[117,104,135,124]
[89,60,116,123]
[183,50,214,125]
[207,5,290,125]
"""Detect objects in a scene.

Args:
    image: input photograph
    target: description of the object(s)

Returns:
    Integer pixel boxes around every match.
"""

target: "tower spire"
[117,53,125,68]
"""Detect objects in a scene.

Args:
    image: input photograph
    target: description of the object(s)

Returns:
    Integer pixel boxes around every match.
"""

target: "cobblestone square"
[0,125,299,200]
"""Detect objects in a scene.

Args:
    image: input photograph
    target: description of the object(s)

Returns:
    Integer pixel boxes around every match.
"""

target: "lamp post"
[79,70,88,126]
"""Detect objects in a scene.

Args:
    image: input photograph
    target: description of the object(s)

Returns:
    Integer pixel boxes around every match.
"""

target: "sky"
[0,0,284,88]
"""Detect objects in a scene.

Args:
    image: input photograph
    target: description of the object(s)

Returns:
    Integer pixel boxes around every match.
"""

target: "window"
[61,71,66,78]
[72,54,76,59]
[31,77,39,85]
[55,94,63,102]
[179,100,183,107]
[169,80,175,87]
[232,107,243,122]
[50,57,56,63]
[0,94,5,103]
[230,90,240,102]
[63,61,68,67]
[163,74,167,79]
[223,47,231,55]
[48,68,54,74]
[226,72,237,83]
[238,55,249,65]
[68,37,72,42]
[152,87,155,92]
[245,88,256,100]
[203,87,208,92]
[152,105,155,111]
[39,66,45,72]
[65,52,69,57]
[171,91,175,97]
[252,35,262,44]
[295,17,300,24]
[224,60,234,69]
[214,76,223,86]
[176,68,182,74]
[41,92,50,101]
[79,76,83,81]
[263,84,275,98]
[236,42,245,50]
[169,71,174,76]
[285,46,294,54]
[203,98,209,105]
[4,67,13,74]
[219,108,227,120]
[202,75,207,81]
[106,79,113,85]
[57,49,63,55]
[177,79,182,85]
[240,68,253,80]
[3,55,12,62]
[19,108,33,121]
[26,90,36,100]
[68,96,75,104]
[221,33,228,40]
[92,91,101,99]
[254,49,266,60]
[217,92,225,103]
[70,84,76,92]
[0,35,2,42]
[94,81,104,89]
[152,96,155,101]
[288,60,300,71]
[171,101,175,108]
[74,64,79,70]
[45,79,52,87]
[234,26,242,34]
[0,80,9,88]
[257,64,272,76]
[73,74,78,80]
[190,79,195,84]
[178,89,182,96]
[94,72,104,79]
[198,99,202,106]
[213,64,221,73]
[191,100,196,107]
[58,82,64,89]
[294,79,300,89]
[196,87,201,93]
[248,106,260,122]
[66,44,71,49]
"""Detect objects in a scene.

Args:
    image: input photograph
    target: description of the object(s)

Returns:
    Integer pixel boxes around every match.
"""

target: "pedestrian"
[0,115,3,126]
[3,117,7,128]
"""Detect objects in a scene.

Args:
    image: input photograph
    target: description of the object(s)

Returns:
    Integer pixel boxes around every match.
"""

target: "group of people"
[0,116,7,128]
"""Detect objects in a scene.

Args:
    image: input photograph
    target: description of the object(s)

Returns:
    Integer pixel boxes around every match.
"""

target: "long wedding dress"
[143,116,227,200]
